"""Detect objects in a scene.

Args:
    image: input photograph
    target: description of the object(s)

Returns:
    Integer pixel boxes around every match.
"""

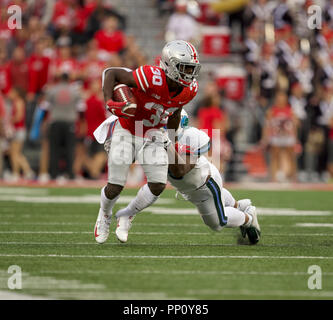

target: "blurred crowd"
[163,0,333,183]
[0,0,333,184]
[240,0,333,183]
[0,0,147,183]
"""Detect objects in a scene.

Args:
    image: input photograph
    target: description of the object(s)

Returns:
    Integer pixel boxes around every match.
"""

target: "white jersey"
[168,126,227,230]
[168,127,212,194]
[168,155,211,194]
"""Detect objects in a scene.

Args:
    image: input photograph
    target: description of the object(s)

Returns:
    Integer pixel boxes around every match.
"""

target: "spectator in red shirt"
[8,47,29,94]
[51,44,79,81]
[27,40,50,101]
[197,88,229,140]
[79,41,106,88]
[94,16,126,59]
[74,79,107,179]
[78,0,98,30]
[52,0,76,28]
[196,85,231,171]
[0,47,10,95]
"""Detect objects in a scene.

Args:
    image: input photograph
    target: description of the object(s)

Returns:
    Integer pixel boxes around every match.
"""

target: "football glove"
[106,99,135,118]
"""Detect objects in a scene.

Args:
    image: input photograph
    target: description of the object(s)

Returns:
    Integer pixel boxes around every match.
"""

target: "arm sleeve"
[132,65,151,93]
[101,67,132,90]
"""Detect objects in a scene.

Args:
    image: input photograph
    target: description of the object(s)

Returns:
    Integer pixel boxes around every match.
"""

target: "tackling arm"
[167,142,196,178]
[166,107,182,143]
[167,107,181,131]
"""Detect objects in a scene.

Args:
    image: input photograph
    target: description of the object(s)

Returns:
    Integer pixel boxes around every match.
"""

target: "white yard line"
[145,207,332,216]
[0,222,204,227]
[0,187,48,195]
[0,290,51,300]
[0,253,332,260]
[0,241,331,248]
[0,195,173,205]
[38,270,333,276]
[185,289,333,298]
[44,291,169,300]
[257,208,332,216]
[296,223,333,228]
[0,231,209,235]
[0,231,333,236]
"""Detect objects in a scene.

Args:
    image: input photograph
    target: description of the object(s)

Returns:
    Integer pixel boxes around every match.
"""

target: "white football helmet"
[160,40,201,86]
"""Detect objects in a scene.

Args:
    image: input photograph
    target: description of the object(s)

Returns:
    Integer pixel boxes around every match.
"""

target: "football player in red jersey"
[94,40,201,243]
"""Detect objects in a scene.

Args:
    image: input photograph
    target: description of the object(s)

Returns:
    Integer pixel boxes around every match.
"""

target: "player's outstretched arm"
[167,107,182,131]
[167,142,196,178]
[102,68,137,102]
[167,107,182,144]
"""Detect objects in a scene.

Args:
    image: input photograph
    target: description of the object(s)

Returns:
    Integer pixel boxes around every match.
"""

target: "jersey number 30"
[151,67,162,86]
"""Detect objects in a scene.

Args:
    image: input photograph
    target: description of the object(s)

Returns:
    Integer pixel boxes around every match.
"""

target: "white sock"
[116,184,159,218]
[100,186,119,217]
[224,207,246,228]
[222,188,236,208]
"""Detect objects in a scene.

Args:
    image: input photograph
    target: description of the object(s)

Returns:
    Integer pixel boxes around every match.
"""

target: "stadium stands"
[0,0,332,184]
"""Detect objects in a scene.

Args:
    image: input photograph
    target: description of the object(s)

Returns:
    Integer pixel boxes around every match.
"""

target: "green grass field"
[0,186,332,300]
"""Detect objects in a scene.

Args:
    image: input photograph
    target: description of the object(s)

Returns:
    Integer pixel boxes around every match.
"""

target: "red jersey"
[198,106,225,139]
[94,30,126,53]
[8,59,29,93]
[85,94,106,138]
[119,65,198,136]
[28,55,50,94]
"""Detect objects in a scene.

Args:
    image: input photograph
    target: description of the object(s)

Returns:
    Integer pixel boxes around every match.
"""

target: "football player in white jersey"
[115,111,261,245]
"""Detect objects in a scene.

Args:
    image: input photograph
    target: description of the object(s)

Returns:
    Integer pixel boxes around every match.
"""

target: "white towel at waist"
[93,115,119,144]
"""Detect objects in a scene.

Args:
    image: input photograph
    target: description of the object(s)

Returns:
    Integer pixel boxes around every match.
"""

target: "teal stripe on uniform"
[206,178,228,226]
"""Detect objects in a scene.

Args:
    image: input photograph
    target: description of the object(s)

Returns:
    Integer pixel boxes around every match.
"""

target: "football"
[113,84,137,117]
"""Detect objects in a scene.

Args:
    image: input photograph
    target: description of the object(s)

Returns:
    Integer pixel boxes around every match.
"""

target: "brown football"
[113,84,137,117]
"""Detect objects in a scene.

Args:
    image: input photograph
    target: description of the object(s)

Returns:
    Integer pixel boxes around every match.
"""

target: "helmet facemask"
[169,57,201,86]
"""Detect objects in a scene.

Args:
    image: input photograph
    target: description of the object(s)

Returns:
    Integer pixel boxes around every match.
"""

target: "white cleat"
[245,205,260,231]
[94,209,111,244]
[237,199,252,212]
[115,215,134,243]
[244,205,261,244]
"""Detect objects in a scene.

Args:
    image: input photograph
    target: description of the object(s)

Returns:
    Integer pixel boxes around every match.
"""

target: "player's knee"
[104,183,123,200]
[147,182,166,196]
